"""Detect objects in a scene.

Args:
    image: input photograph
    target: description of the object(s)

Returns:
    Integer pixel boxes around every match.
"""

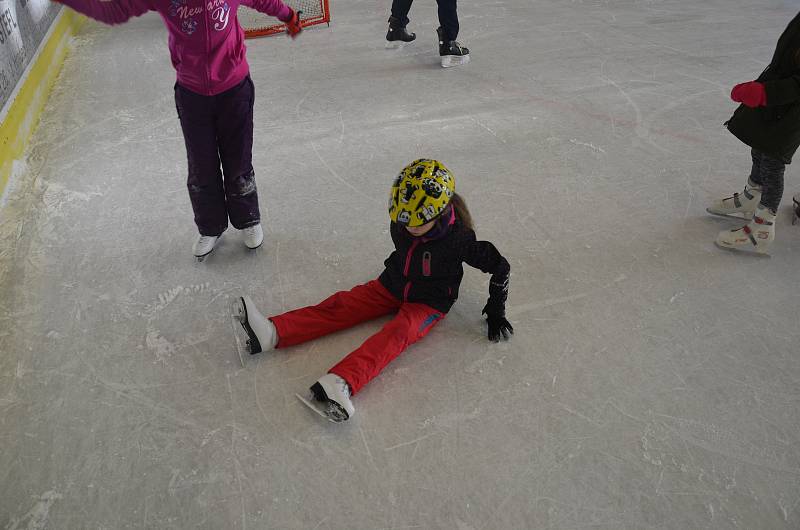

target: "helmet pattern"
[388,159,455,227]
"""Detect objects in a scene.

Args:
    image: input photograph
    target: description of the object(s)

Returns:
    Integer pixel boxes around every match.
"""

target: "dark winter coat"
[727,11,800,163]
[378,218,510,316]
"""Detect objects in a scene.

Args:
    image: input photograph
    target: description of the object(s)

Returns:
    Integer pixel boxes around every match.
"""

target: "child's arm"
[462,235,513,341]
[240,0,301,37]
[54,0,153,25]
[240,0,292,20]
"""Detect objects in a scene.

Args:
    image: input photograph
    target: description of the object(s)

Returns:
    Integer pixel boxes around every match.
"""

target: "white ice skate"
[230,296,277,366]
[296,373,354,423]
[706,179,762,220]
[715,204,775,256]
[793,193,799,225]
[193,234,219,262]
[242,224,263,250]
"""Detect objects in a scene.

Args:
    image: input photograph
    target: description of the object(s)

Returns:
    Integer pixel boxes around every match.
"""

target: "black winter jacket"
[727,11,800,163]
[378,219,510,315]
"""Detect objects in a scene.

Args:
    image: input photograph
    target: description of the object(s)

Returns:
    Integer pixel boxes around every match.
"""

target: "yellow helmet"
[388,159,455,227]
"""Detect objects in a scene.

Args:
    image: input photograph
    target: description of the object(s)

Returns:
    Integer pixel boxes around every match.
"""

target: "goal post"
[238,0,331,38]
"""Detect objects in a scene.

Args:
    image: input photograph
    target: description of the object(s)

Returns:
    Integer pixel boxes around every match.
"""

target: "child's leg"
[174,84,228,236]
[435,0,459,40]
[754,150,786,213]
[715,148,784,253]
[706,148,763,218]
[270,280,401,348]
[216,76,260,230]
[748,148,763,185]
[329,303,444,395]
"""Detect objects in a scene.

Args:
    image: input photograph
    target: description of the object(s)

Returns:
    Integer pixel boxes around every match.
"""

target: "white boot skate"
[230,296,277,365]
[706,179,762,220]
[242,224,263,250]
[715,204,775,255]
[193,234,219,261]
[296,373,354,423]
[793,193,799,225]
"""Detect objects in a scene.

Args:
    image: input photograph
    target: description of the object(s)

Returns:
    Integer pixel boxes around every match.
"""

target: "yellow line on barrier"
[0,9,86,202]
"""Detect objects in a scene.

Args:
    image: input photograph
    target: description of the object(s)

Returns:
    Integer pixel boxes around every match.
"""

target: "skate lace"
[243,226,259,237]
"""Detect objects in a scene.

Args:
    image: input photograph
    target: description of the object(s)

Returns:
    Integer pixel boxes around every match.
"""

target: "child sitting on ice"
[232,159,513,422]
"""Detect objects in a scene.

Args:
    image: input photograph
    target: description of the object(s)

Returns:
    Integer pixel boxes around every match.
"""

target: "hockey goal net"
[238,0,330,38]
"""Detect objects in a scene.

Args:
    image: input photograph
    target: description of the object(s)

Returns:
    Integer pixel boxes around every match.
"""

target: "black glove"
[482,306,513,342]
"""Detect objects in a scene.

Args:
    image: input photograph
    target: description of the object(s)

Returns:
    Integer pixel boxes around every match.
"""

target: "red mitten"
[731,81,767,108]
[284,8,302,39]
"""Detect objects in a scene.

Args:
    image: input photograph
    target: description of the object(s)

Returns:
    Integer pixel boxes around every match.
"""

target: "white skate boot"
[296,373,354,423]
[715,204,775,255]
[193,234,219,261]
[242,224,263,250]
[230,296,277,365]
[706,179,762,220]
[793,193,799,225]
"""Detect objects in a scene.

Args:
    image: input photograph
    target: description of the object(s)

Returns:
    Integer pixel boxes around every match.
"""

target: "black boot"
[437,27,470,68]
[386,16,416,47]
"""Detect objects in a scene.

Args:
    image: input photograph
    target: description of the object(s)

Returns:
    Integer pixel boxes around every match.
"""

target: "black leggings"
[390,0,459,41]
[749,148,786,213]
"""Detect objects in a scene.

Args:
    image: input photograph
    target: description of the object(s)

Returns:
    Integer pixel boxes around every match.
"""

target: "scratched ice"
[1,1,799,528]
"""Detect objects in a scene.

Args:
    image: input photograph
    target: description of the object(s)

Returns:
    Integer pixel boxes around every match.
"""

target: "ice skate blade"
[229,300,247,367]
[441,54,470,68]
[239,297,263,355]
[714,241,771,257]
[230,298,262,367]
[195,250,213,262]
[705,208,755,221]
[295,393,349,423]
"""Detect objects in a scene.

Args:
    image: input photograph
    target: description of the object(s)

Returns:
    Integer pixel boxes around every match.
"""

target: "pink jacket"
[58,0,291,95]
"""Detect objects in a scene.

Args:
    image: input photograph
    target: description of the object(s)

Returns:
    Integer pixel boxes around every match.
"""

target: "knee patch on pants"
[229,170,257,198]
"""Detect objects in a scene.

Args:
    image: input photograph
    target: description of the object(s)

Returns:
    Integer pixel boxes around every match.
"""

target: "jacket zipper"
[403,239,420,301]
[422,251,431,276]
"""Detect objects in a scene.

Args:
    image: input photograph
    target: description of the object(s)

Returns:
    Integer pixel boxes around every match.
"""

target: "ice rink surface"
[2,0,800,528]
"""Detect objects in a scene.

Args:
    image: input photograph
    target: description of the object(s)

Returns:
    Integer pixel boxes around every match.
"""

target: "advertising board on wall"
[1,0,61,111]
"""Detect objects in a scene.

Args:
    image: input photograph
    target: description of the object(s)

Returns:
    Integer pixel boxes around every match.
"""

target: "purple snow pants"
[174,76,260,236]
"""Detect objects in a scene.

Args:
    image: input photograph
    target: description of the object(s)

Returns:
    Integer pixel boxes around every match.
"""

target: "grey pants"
[749,148,786,213]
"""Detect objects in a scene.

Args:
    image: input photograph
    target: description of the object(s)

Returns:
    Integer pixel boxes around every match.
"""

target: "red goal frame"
[241,0,330,39]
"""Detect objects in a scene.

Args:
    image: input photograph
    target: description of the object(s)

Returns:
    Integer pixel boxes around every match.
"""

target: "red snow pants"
[269,279,444,394]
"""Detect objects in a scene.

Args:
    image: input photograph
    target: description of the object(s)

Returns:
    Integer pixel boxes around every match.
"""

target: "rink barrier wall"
[0,8,85,204]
